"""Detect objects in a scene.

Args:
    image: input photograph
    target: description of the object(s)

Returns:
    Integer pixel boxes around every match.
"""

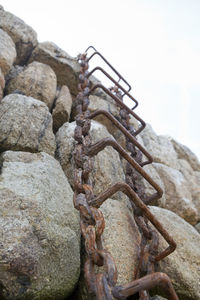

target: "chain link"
[74,53,117,299]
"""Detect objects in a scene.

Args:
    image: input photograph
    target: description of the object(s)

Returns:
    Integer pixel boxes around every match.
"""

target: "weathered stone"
[0,151,80,299]
[0,67,5,100]
[195,222,200,234]
[0,28,16,75]
[6,61,57,109]
[52,85,72,132]
[171,137,200,171]
[28,42,80,95]
[141,163,166,207]
[56,120,125,201]
[5,64,24,82]
[0,6,37,65]
[88,94,120,133]
[194,171,200,217]
[178,159,200,221]
[150,206,200,300]
[0,94,56,156]
[140,124,179,169]
[100,199,140,285]
[153,163,198,225]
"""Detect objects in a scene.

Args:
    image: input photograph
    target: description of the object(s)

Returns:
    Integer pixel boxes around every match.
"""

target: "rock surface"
[56,120,125,200]
[0,94,56,155]
[6,61,57,109]
[0,67,5,100]
[0,6,37,65]
[88,94,120,136]
[153,163,198,224]
[141,163,166,207]
[0,151,80,299]
[0,28,16,75]
[52,85,72,132]
[28,42,80,95]
[177,159,200,221]
[150,206,200,300]
[171,138,200,171]
[140,124,179,169]
[5,65,25,85]
[100,199,140,285]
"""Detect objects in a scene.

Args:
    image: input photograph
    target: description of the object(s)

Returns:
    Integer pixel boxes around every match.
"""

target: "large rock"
[0,6,37,64]
[56,120,125,201]
[0,151,80,299]
[0,94,56,156]
[28,42,80,95]
[178,159,200,221]
[0,28,16,75]
[52,85,72,132]
[150,206,200,300]
[0,67,5,100]
[140,124,179,169]
[194,171,200,218]
[6,61,57,109]
[141,163,166,207]
[153,163,198,225]
[171,138,200,171]
[100,199,140,285]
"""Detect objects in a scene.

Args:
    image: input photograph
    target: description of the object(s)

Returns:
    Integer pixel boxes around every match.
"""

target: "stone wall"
[0,5,200,300]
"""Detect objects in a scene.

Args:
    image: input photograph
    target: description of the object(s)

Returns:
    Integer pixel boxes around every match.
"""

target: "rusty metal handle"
[89,181,176,262]
[89,109,152,166]
[112,273,179,300]
[87,66,138,108]
[87,137,162,203]
[85,46,132,93]
[89,84,145,135]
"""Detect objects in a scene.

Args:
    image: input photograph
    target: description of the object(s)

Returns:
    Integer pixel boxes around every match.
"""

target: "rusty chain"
[73,47,179,299]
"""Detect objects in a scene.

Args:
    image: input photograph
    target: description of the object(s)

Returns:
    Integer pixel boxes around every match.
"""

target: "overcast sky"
[1,0,200,159]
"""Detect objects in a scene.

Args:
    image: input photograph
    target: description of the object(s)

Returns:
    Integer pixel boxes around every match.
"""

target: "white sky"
[1,0,200,159]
